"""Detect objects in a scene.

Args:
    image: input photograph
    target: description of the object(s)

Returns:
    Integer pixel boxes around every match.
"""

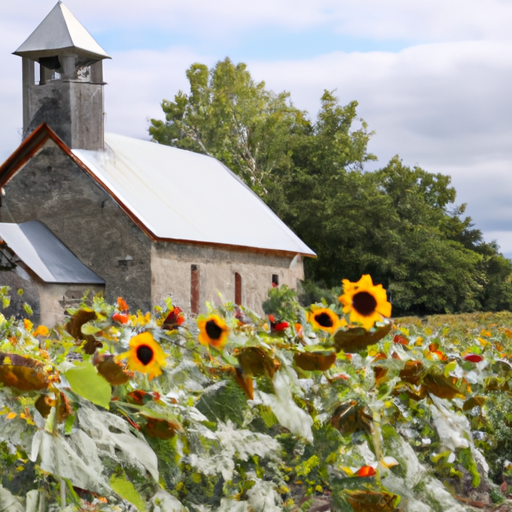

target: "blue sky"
[1,0,512,256]
[96,26,415,58]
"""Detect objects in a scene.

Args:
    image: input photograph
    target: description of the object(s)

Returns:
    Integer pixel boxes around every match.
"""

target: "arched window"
[235,272,242,305]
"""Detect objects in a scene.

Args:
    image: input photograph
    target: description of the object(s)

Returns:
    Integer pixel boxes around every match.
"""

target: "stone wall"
[24,76,104,150]
[0,263,104,326]
[39,282,105,327]
[0,265,41,321]
[0,139,152,312]
[151,242,304,315]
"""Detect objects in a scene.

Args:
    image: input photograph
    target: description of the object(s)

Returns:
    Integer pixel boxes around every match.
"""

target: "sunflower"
[338,275,391,330]
[118,332,167,380]
[197,315,229,349]
[307,306,342,334]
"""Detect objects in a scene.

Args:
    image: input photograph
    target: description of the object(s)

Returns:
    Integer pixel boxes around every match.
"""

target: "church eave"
[13,47,111,62]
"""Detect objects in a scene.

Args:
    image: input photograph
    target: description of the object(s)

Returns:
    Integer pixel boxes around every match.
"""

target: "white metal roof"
[14,2,110,61]
[0,221,105,284]
[73,134,316,256]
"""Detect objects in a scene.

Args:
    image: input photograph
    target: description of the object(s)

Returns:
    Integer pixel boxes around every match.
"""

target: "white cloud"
[103,47,213,140]
[6,0,512,43]
[484,231,512,253]
[329,0,512,42]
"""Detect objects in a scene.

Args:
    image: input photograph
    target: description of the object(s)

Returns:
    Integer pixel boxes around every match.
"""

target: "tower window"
[272,274,279,287]
[39,56,61,71]
[235,272,242,305]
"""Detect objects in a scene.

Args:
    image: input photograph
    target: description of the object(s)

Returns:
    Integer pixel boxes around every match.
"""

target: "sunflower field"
[1,277,512,511]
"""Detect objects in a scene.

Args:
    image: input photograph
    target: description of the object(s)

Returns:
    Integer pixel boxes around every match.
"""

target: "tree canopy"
[149,59,303,196]
[149,58,512,316]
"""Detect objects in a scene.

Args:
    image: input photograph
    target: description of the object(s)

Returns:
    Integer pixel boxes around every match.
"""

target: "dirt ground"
[482,503,512,512]
[296,496,512,511]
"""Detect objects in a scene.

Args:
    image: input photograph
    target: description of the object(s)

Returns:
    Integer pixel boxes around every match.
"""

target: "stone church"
[0,2,315,325]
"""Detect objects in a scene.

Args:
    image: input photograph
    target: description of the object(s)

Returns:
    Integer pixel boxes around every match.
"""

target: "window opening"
[34,61,40,85]
[272,274,279,287]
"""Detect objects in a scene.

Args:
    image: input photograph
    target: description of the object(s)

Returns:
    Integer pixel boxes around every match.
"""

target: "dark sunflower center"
[205,319,222,340]
[315,312,333,328]
[353,291,377,316]
[136,345,154,366]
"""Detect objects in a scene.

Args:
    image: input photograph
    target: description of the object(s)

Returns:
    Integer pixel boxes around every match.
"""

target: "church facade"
[0,2,314,323]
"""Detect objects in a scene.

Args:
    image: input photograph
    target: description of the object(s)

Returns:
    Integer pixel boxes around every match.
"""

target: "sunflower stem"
[60,478,66,509]
[38,487,45,512]
[372,406,382,485]
[52,390,60,436]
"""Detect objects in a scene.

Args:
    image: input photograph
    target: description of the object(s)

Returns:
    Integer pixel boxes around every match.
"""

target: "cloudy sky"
[1,1,512,256]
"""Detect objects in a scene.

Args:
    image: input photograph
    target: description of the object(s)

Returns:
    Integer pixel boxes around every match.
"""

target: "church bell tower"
[14,1,110,150]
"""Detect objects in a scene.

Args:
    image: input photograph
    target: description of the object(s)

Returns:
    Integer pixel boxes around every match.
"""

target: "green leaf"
[459,447,481,488]
[81,323,102,335]
[260,406,277,428]
[64,413,76,435]
[110,474,148,512]
[444,360,458,378]
[431,450,451,464]
[65,362,111,409]
[23,303,33,316]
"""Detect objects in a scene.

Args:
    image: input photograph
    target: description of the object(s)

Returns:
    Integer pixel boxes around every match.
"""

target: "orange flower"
[163,306,185,329]
[33,325,49,337]
[356,466,376,477]
[393,334,408,345]
[117,297,129,312]
[112,313,129,325]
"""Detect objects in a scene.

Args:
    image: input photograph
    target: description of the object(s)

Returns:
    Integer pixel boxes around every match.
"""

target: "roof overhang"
[0,221,105,284]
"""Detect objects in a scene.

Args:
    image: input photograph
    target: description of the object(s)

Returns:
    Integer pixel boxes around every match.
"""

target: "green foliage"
[110,473,148,512]
[196,379,247,427]
[291,155,493,316]
[477,390,512,483]
[149,58,303,196]
[65,361,111,409]
[262,284,302,321]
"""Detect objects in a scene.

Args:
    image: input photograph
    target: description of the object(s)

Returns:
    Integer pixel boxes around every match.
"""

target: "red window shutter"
[191,265,200,315]
[235,272,242,305]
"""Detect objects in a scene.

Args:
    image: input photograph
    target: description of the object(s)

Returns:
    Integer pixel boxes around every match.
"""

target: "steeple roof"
[13,1,110,61]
